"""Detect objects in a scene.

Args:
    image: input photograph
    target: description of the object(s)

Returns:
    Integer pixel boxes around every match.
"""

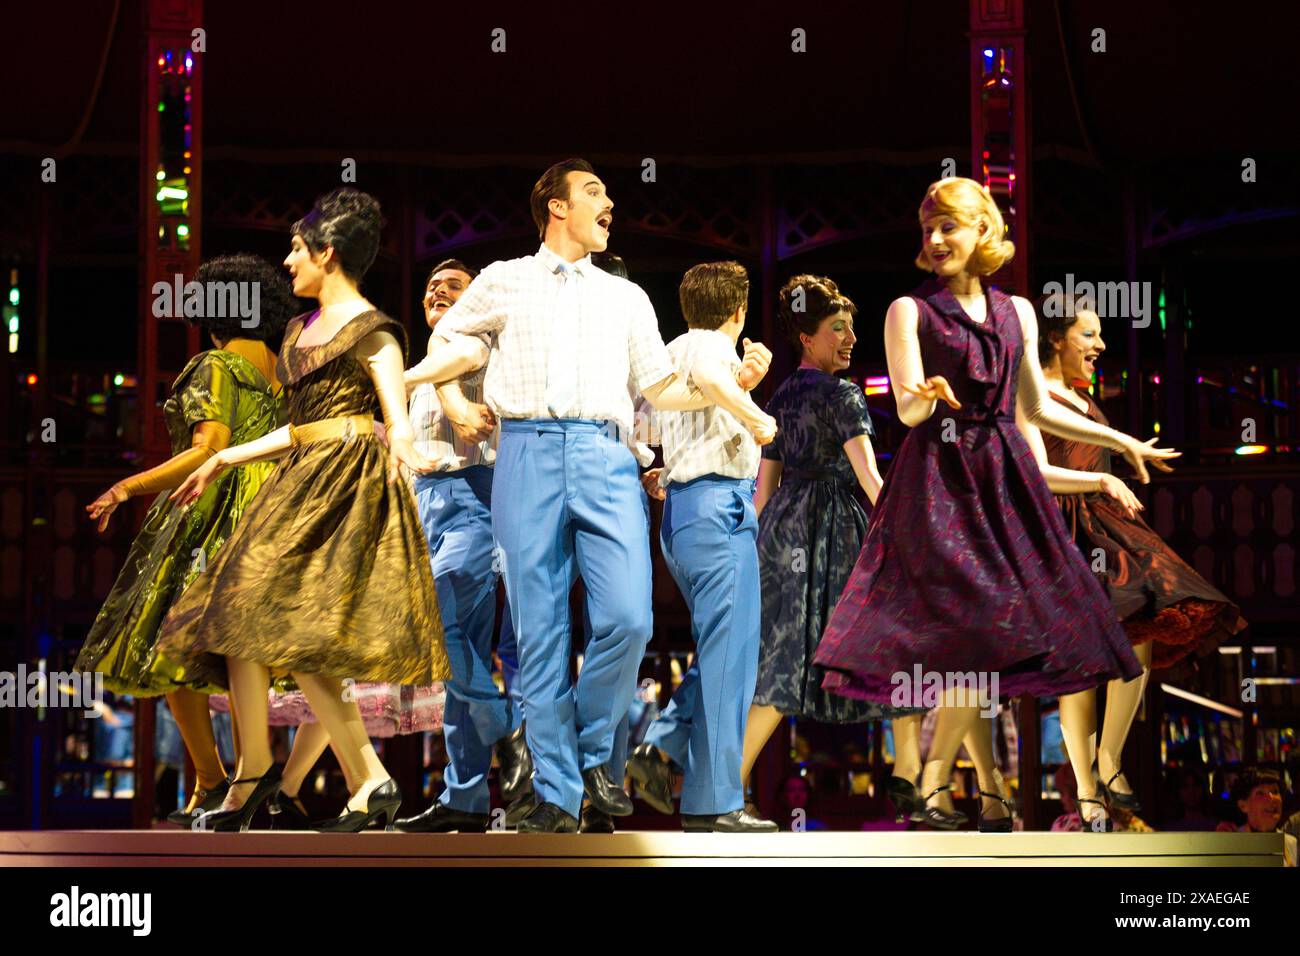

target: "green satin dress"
[75,349,286,696]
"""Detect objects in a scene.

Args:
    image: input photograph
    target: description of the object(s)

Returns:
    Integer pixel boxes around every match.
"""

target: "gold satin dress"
[155,310,450,686]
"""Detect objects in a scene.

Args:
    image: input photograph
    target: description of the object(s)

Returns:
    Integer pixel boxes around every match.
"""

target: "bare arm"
[1016,400,1142,516]
[169,423,294,508]
[885,297,939,427]
[689,353,777,442]
[842,434,884,506]
[357,329,438,480]
[1013,297,1178,483]
[640,371,713,412]
[754,458,782,518]
[404,333,489,389]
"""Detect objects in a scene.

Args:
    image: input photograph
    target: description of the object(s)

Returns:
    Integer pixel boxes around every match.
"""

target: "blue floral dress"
[754,367,904,721]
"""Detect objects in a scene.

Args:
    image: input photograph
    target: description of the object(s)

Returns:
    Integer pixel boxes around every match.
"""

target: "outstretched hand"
[901,375,962,410]
[1098,473,1143,519]
[86,483,130,533]
[1120,436,1181,484]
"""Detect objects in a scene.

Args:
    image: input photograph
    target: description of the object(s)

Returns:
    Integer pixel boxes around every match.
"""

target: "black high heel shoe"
[1079,797,1115,832]
[166,778,230,827]
[885,776,923,824]
[977,789,1014,833]
[919,785,965,830]
[195,765,282,833]
[1099,770,1141,812]
[312,779,401,833]
[268,791,312,830]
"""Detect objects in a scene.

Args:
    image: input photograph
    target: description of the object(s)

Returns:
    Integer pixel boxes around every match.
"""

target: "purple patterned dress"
[813,280,1142,702]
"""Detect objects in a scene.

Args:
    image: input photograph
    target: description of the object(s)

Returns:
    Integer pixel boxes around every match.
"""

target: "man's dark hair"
[426,259,478,287]
[530,158,596,241]
[679,261,749,331]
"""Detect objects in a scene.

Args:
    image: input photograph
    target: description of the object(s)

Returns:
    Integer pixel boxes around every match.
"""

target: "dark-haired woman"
[75,254,316,824]
[813,178,1177,827]
[157,189,450,832]
[743,275,921,811]
[1025,294,1245,828]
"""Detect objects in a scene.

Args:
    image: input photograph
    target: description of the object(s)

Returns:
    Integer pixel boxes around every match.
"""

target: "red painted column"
[133,0,204,830]
[969,0,1031,295]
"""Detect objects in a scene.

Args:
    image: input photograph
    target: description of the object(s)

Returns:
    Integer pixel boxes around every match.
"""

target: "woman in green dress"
[158,189,451,832]
[76,253,320,823]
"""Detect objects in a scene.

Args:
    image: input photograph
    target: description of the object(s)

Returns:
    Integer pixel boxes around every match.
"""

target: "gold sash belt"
[288,414,376,447]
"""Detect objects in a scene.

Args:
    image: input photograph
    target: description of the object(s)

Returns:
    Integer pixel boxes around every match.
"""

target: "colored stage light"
[1235,444,1268,456]
[26,373,37,386]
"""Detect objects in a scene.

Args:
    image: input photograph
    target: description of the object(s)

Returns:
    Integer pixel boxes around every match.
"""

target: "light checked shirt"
[434,244,676,445]
[652,328,760,487]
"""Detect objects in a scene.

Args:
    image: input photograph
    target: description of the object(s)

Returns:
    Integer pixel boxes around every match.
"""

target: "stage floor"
[0,829,1284,866]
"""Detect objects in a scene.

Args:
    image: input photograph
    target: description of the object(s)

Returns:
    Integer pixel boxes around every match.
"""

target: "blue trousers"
[493,420,654,818]
[650,475,761,815]
[644,663,698,769]
[415,466,522,814]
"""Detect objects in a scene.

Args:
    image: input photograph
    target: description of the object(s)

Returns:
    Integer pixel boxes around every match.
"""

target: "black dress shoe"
[579,805,616,833]
[166,778,230,827]
[268,791,312,830]
[495,723,534,803]
[312,779,402,833]
[195,765,282,833]
[582,764,633,817]
[504,792,537,829]
[682,808,780,833]
[626,743,674,815]
[394,802,490,833]
[515,801,579,833]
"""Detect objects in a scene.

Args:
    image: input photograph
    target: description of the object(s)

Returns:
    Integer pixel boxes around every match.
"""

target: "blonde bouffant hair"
[914,177,1015,277]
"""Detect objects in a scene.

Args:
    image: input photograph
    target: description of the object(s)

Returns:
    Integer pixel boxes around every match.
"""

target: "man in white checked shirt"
[404,159,772,831]
[626,262,780,833]
[392,260,533,834]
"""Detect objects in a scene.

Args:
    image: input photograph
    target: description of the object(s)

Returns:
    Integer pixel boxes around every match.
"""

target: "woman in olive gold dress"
[75,254,323,823]
[157,189,450,832]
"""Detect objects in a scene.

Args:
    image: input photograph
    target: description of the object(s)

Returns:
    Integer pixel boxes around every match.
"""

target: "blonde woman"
[814,178,1176,828]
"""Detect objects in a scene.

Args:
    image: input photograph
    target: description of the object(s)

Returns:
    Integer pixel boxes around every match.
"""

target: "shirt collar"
[536,243,591,277]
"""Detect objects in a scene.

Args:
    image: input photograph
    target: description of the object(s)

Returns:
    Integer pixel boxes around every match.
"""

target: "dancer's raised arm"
[1012,296,1178,483]
[885,296,962,426]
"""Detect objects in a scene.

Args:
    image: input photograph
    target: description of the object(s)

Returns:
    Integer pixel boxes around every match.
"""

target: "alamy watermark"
[50,886,151,936]
[152,274,261,327]
[0,665,104,717]
[1041,273,1152,328]
[890,664,999,717]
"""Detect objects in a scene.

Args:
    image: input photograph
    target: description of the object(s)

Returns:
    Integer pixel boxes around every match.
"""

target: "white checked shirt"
[408,345,497,470]
[434,244,676,443]
[653,328,760,487]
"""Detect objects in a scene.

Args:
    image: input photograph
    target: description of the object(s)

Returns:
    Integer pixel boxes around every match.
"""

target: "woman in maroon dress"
[813,178,1177,827]
[1027,292,1246,827]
